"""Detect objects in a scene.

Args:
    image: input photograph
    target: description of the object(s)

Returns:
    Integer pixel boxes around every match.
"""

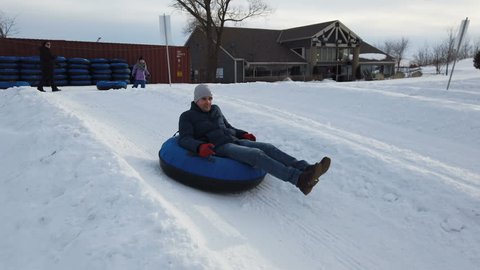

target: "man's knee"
[249,148,267,165]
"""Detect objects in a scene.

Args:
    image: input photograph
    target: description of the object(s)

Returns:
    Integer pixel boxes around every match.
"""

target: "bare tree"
[0,10,18,38]
[431,42,449,74]
[173,0,271,82]
[384,37,409,72]
[457,35,472,59]
[413,43,431,66]
[443,28,456,76]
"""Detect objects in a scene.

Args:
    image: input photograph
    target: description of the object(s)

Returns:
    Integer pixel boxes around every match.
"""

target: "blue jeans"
[215,140,310,185]
[132,80,146,88]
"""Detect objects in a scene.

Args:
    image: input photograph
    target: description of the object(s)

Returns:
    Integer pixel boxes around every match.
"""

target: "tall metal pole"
[447,17,469,90]
[160,14,172,86]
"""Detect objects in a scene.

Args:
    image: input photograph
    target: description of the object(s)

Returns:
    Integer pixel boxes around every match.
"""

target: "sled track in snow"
[330,84,480,112]
[221,96,480,197]
[253,185,377,270]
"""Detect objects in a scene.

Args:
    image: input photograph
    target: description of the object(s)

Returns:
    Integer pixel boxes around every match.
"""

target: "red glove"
[198,143,215,157]
[241,133,256,141]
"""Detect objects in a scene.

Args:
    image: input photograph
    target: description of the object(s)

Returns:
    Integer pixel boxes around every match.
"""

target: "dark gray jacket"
[39,46,55,70]
[178,102,246,152]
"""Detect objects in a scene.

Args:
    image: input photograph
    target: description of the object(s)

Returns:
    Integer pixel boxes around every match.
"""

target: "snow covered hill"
[1,59,479,270]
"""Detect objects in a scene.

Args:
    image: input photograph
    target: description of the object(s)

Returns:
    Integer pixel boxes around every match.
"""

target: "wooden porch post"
[352,46,360,80]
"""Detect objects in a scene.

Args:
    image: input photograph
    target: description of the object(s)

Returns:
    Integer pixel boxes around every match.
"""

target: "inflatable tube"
[68,64,89,69]
[68,69,89,75]
[110,63,129,69]
[69,80,92,86]
[0,69,19,75]
[54,68,67,74]
[20,75,42,81]
[70,74,92,80]
[68,58,90,65]
[91,63,110,69]
[112,74,130,80]
[109,58,127,63]
[54,74,67,80]
[56,62,68,68]
[0,63,18,69]
[55,56,67,63]
[20,63,40,69]
[90,58,109,64]
[55,80,68,86]
[0,81,30,89]
[21,69,42,75]
[159,137,266,192]
[0,75,20,81]
[0,56,19,63]
[92,74,111,80]
[91,69,112,74]
[112,68,131,74]
[96,80,127,90]
[20,56,40,63]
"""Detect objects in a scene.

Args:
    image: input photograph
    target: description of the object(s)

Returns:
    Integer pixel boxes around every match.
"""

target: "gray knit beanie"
[194,84,212,102]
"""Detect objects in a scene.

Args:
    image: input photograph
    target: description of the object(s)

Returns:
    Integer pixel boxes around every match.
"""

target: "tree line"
[409,29,479,74]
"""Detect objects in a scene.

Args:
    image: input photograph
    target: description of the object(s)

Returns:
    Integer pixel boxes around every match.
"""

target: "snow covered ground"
[1,59,479,270]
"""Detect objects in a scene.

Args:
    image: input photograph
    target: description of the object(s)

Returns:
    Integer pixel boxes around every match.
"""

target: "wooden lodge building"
[186,20,396,83]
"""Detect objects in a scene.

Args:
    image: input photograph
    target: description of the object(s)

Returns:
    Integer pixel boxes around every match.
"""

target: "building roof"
[220,27,306,64]
[359,41,395,62]
[277,21,336,42]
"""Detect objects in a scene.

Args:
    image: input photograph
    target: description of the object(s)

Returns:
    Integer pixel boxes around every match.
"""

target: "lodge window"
[316,48,336,62]
[316,47,352,63]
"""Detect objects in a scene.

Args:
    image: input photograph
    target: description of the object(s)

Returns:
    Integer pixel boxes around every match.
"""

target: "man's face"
[196,96,213,112]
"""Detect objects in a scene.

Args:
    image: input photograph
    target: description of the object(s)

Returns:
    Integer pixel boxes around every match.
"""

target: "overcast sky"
[2,0,479,58]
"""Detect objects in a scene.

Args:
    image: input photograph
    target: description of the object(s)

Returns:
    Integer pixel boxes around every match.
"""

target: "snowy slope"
[1,59,479,270]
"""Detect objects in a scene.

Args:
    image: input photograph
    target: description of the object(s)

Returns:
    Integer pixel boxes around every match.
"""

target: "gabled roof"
[278,20,361,45]
[277,21,336,42]
[220,27,306,64]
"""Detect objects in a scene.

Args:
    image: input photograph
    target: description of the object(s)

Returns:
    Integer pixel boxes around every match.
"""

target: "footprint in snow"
[440,217,465,232]
[382,192,399,202]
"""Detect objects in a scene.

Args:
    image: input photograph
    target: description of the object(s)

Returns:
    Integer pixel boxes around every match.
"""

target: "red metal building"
[0,37,190,84]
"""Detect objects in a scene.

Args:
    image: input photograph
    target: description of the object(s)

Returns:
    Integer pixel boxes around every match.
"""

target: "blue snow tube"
[68,58,90,65]
[159,137,266,192]
[0,81,30,89]
[0,56,19,63]
[96,80,127,90]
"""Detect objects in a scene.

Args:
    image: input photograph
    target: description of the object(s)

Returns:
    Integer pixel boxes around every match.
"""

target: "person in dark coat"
[178,84,331,195]
[37,41,60,92]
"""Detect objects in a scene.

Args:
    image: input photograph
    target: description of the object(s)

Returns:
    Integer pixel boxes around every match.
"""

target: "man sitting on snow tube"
[159,136,266,192]
[177,84,331,195]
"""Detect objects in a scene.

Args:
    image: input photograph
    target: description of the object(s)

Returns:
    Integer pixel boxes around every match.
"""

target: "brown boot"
[296,157,331,195]
[313,157,331,180]
[297,168,316,195]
